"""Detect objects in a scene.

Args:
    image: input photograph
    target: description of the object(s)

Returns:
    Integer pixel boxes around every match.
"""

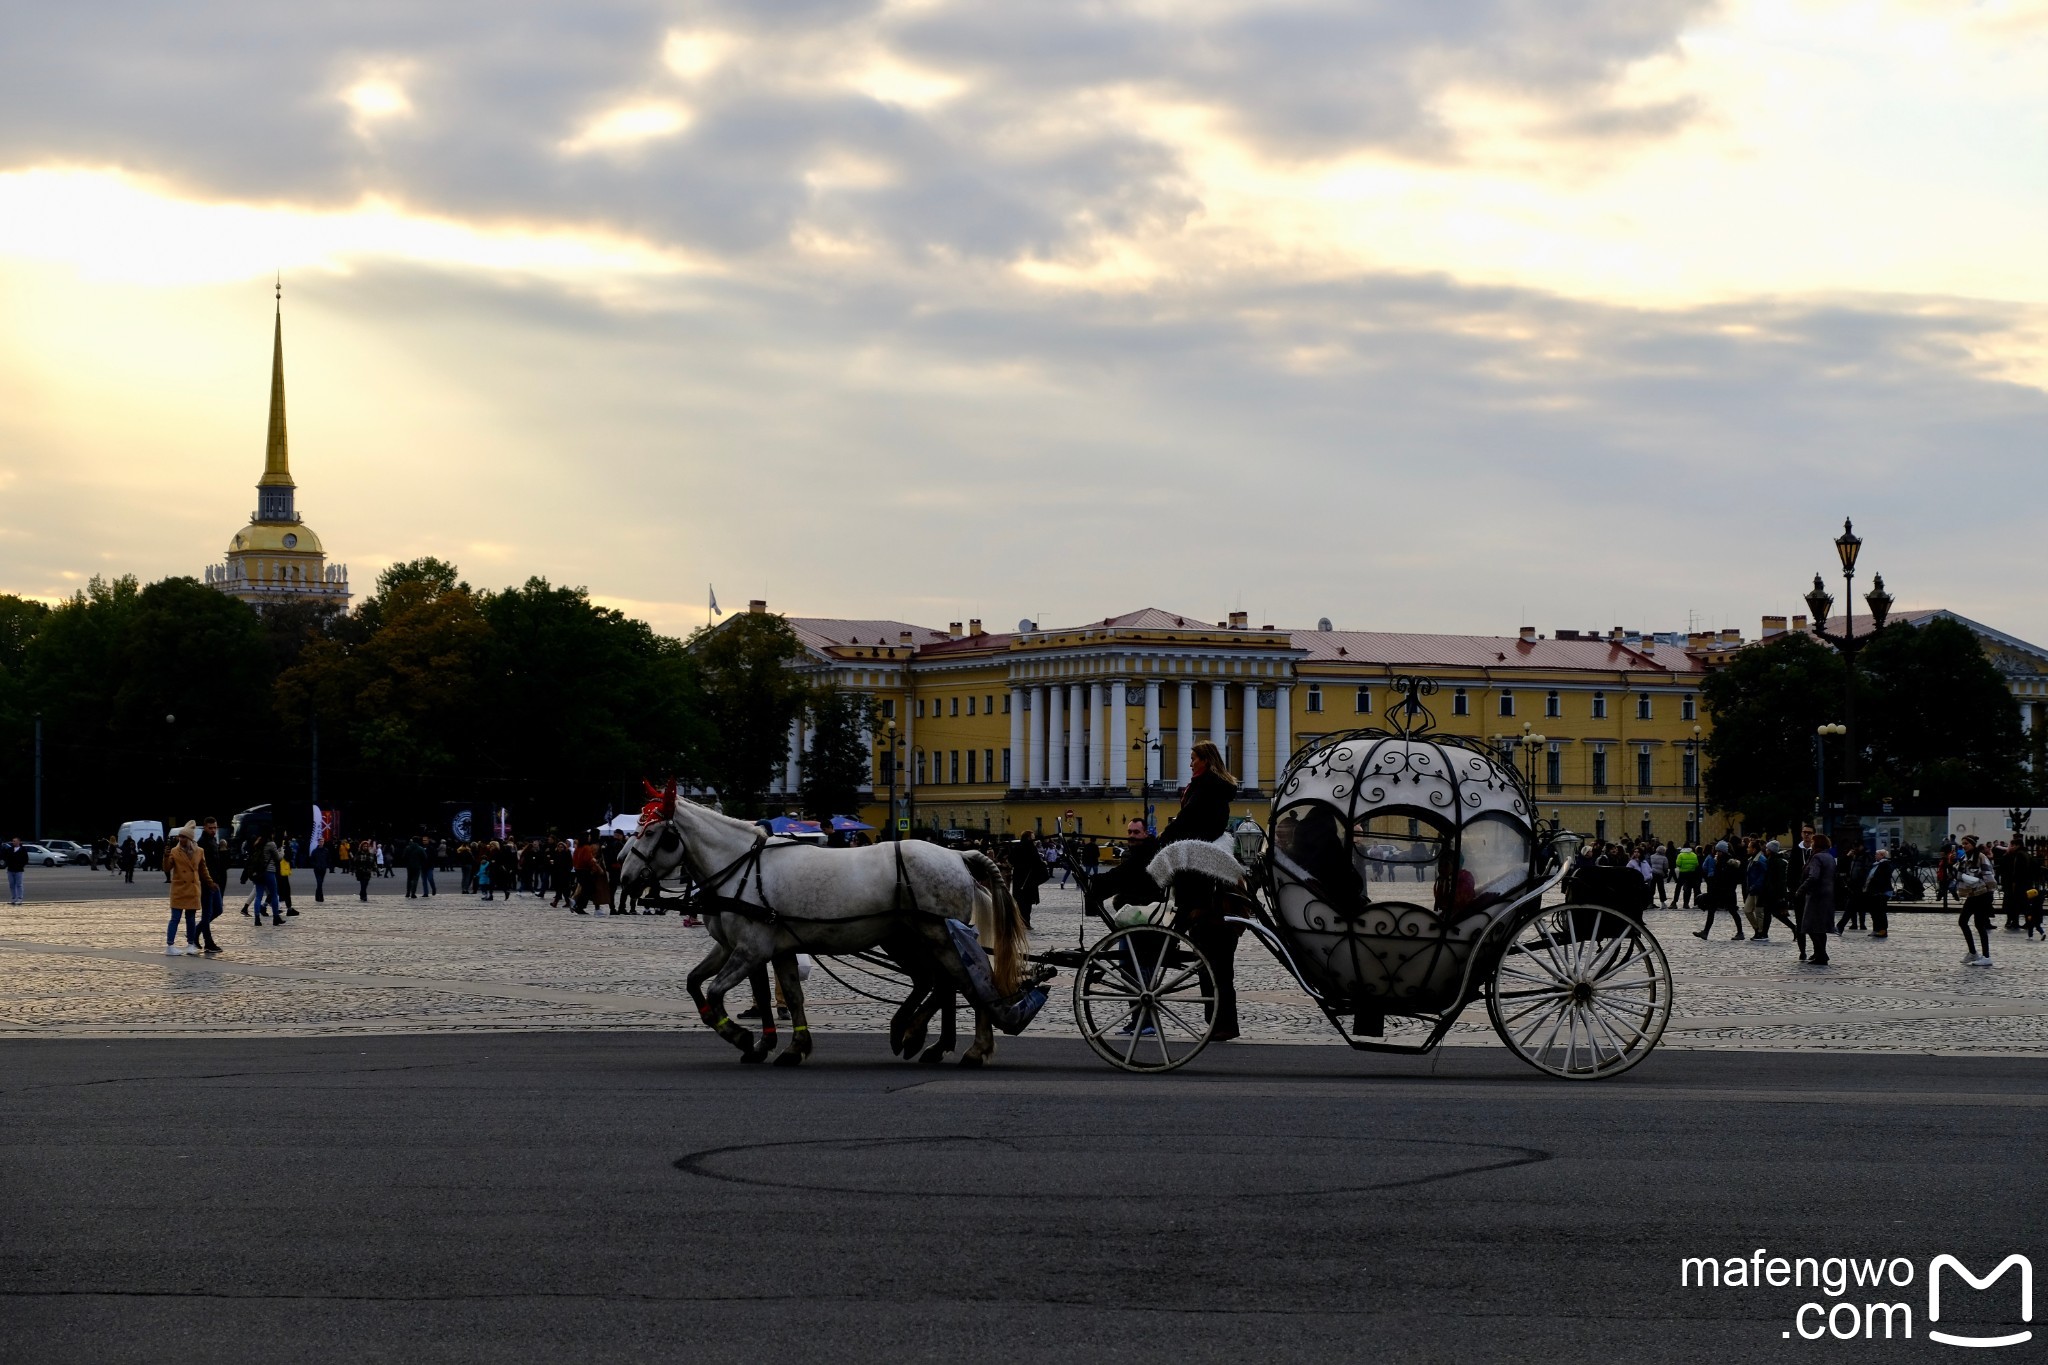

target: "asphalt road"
[4,1034,2043,1364]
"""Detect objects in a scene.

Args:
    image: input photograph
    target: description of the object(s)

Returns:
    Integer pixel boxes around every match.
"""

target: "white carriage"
[1061,678,1674,1078]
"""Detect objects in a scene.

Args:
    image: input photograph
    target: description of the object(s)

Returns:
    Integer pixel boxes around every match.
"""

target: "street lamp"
[1815,722,1847,838]
[1518,721,1546,793]
[1685,723,1703,845]
[1804,518,1897,848]
[1131,730,1162,833]
[884,719,905,842]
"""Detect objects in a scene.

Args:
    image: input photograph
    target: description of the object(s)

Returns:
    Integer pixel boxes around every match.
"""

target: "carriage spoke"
[1152,996,1211,1041]
[1583,1003,1630,1067]
[1497,993,1572,1032]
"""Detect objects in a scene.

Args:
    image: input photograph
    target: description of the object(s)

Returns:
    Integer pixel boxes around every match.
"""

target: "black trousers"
[1183,922,1241,1035]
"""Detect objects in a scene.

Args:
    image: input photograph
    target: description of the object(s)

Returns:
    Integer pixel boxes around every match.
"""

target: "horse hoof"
[918,1045,947,1065]
[957,1053,986,1068]
[772,1050,804,1067]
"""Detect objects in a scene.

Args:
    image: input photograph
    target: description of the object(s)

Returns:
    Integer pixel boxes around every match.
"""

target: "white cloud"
[558,102,694,157]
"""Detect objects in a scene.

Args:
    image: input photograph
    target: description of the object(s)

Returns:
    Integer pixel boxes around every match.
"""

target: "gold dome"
[229,521,325,556]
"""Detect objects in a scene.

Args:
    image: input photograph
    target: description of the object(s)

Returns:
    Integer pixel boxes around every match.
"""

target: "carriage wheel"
[1074,925,1216,1073]
[1486,905,1672,1080]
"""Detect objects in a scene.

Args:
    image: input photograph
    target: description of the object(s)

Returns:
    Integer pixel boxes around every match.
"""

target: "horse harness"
[666,820,925,928]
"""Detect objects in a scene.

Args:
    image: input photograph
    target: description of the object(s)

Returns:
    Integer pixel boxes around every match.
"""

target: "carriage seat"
[1147,835,1245,891]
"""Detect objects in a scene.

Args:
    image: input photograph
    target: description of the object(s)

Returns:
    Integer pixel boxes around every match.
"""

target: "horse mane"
[676,796,768,838]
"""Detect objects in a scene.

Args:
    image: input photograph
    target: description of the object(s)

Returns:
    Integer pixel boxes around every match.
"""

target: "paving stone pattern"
[1,868,2043,1053]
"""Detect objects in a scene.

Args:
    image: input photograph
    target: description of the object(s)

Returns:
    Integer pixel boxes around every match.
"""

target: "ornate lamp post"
[1684,723,1703,845]
[1814,722,1847,837]
[1519,722,1547,794]
[1131,730,1161,834]
[885,720,907,842]
[1804,518,1895,846]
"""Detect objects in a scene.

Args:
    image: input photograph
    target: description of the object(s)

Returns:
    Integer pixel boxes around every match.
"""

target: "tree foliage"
[800,688,877,823]
[683,612,812,820]
[1703,619,2029,834]
[1,560,714,839]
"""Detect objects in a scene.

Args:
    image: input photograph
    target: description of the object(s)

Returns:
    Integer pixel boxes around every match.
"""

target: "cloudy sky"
[2,0,2044,642]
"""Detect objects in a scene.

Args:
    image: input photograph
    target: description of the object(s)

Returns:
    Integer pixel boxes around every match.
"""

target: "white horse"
[617,793,1028,1066]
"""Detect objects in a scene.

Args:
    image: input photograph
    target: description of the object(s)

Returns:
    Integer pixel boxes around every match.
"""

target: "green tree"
[474,577,699,828]
[1703,619,2029,834]
[684,612,812,819]
[1701,632,1844,836]
[800,689,877,823]
[1858,617,2026,809]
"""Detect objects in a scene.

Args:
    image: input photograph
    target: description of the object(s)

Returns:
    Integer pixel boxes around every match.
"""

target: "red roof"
[1292,630,1699,674]
[783,618,951,655]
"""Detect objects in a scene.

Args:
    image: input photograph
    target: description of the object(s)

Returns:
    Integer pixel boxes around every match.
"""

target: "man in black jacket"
[195,818,231,952]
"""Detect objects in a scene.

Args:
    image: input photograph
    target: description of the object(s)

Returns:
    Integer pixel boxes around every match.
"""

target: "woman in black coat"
[1161,741,1244,1041]
[1798,834,1837,965]
[1005,831,1048,929]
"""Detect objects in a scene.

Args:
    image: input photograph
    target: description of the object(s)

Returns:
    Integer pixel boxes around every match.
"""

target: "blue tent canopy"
[828,815,874,832]
[758,816,822,836]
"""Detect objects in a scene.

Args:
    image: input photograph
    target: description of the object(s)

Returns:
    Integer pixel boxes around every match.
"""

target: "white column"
[1030,687,1048,789]
[1109,683,1129,789]
[1143,681,1161,787]
[1242,683,1261,793]
[1008,688,1025,790]
[1067,684,1084,789]
[1088,682,1105,788]
[1177,681,1194,786]
[1046,686,1064,788]
[1210,682,1227,765]
[785,717,802,794]
[1273,686,1292,790]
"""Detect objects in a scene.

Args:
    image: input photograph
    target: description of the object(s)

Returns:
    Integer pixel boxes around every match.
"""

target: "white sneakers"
[1970,956,1994,967]
[164,944,183,955]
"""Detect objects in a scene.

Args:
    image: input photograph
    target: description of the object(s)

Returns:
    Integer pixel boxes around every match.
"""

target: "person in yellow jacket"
[164,821,219,956]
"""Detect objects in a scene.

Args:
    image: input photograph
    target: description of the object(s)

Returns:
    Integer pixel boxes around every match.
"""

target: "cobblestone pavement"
[1,867,2043,1052]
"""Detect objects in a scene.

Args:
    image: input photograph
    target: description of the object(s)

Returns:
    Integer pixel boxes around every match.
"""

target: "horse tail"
[962,850,1027,997]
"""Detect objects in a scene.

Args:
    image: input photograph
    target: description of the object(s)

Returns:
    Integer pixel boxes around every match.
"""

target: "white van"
[116,820,165,846]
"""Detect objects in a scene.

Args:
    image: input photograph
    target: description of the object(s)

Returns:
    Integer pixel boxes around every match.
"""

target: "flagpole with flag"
[709,585,722,623]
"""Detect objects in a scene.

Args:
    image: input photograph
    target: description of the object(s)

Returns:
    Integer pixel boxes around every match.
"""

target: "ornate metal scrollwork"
[1387,675,1439,736]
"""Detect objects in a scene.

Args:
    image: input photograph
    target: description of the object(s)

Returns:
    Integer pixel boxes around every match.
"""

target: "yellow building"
[759,602,1718,846]
[204,291,350,609]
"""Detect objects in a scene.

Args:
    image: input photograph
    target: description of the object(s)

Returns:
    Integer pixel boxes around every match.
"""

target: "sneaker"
[203,946,224,956]
[1868,932,1887,939]
[1971,956,1993,966]
[1692,930,1709,940]
[1963,951,1978,963]
[164,944,183,955]
[1751,936,1771,944]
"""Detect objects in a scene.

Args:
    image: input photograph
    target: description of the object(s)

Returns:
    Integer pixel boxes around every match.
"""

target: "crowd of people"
[1573,828,2044,967]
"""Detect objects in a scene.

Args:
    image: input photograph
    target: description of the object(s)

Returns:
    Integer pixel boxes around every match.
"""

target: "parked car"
[18,843,67,867]
[42,839,89,862]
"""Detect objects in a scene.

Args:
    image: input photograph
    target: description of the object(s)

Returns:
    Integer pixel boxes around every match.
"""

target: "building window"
[916,754,927,784]
[1636,694,1652,721]
[1002,694,1011,714]
[1453,687,1469,716]
[1498,691,1515,718]
[1545,690,1560,718]
[1545,746,1561,791]
[1354,686,1371,714]
[987,695,996,715]
[1637,746,1653,792]
[1306,684,1323,713]
[1683,748,1698,790]
[915,699,925,719]
[1002,748,1012,783]
[1681,693,1696,721]
[966,696,975,716]
[1591,746,1608,792]
[951,697,960,717]
[880,753,895,784]
[967,750,977,783]
[1591,691,1607,719]
[984,749,995,784]
[950,750,960,783]
[881,699,895,720]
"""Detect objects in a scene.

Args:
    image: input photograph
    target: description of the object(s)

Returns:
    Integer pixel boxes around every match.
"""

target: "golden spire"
[258,276,294,489]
